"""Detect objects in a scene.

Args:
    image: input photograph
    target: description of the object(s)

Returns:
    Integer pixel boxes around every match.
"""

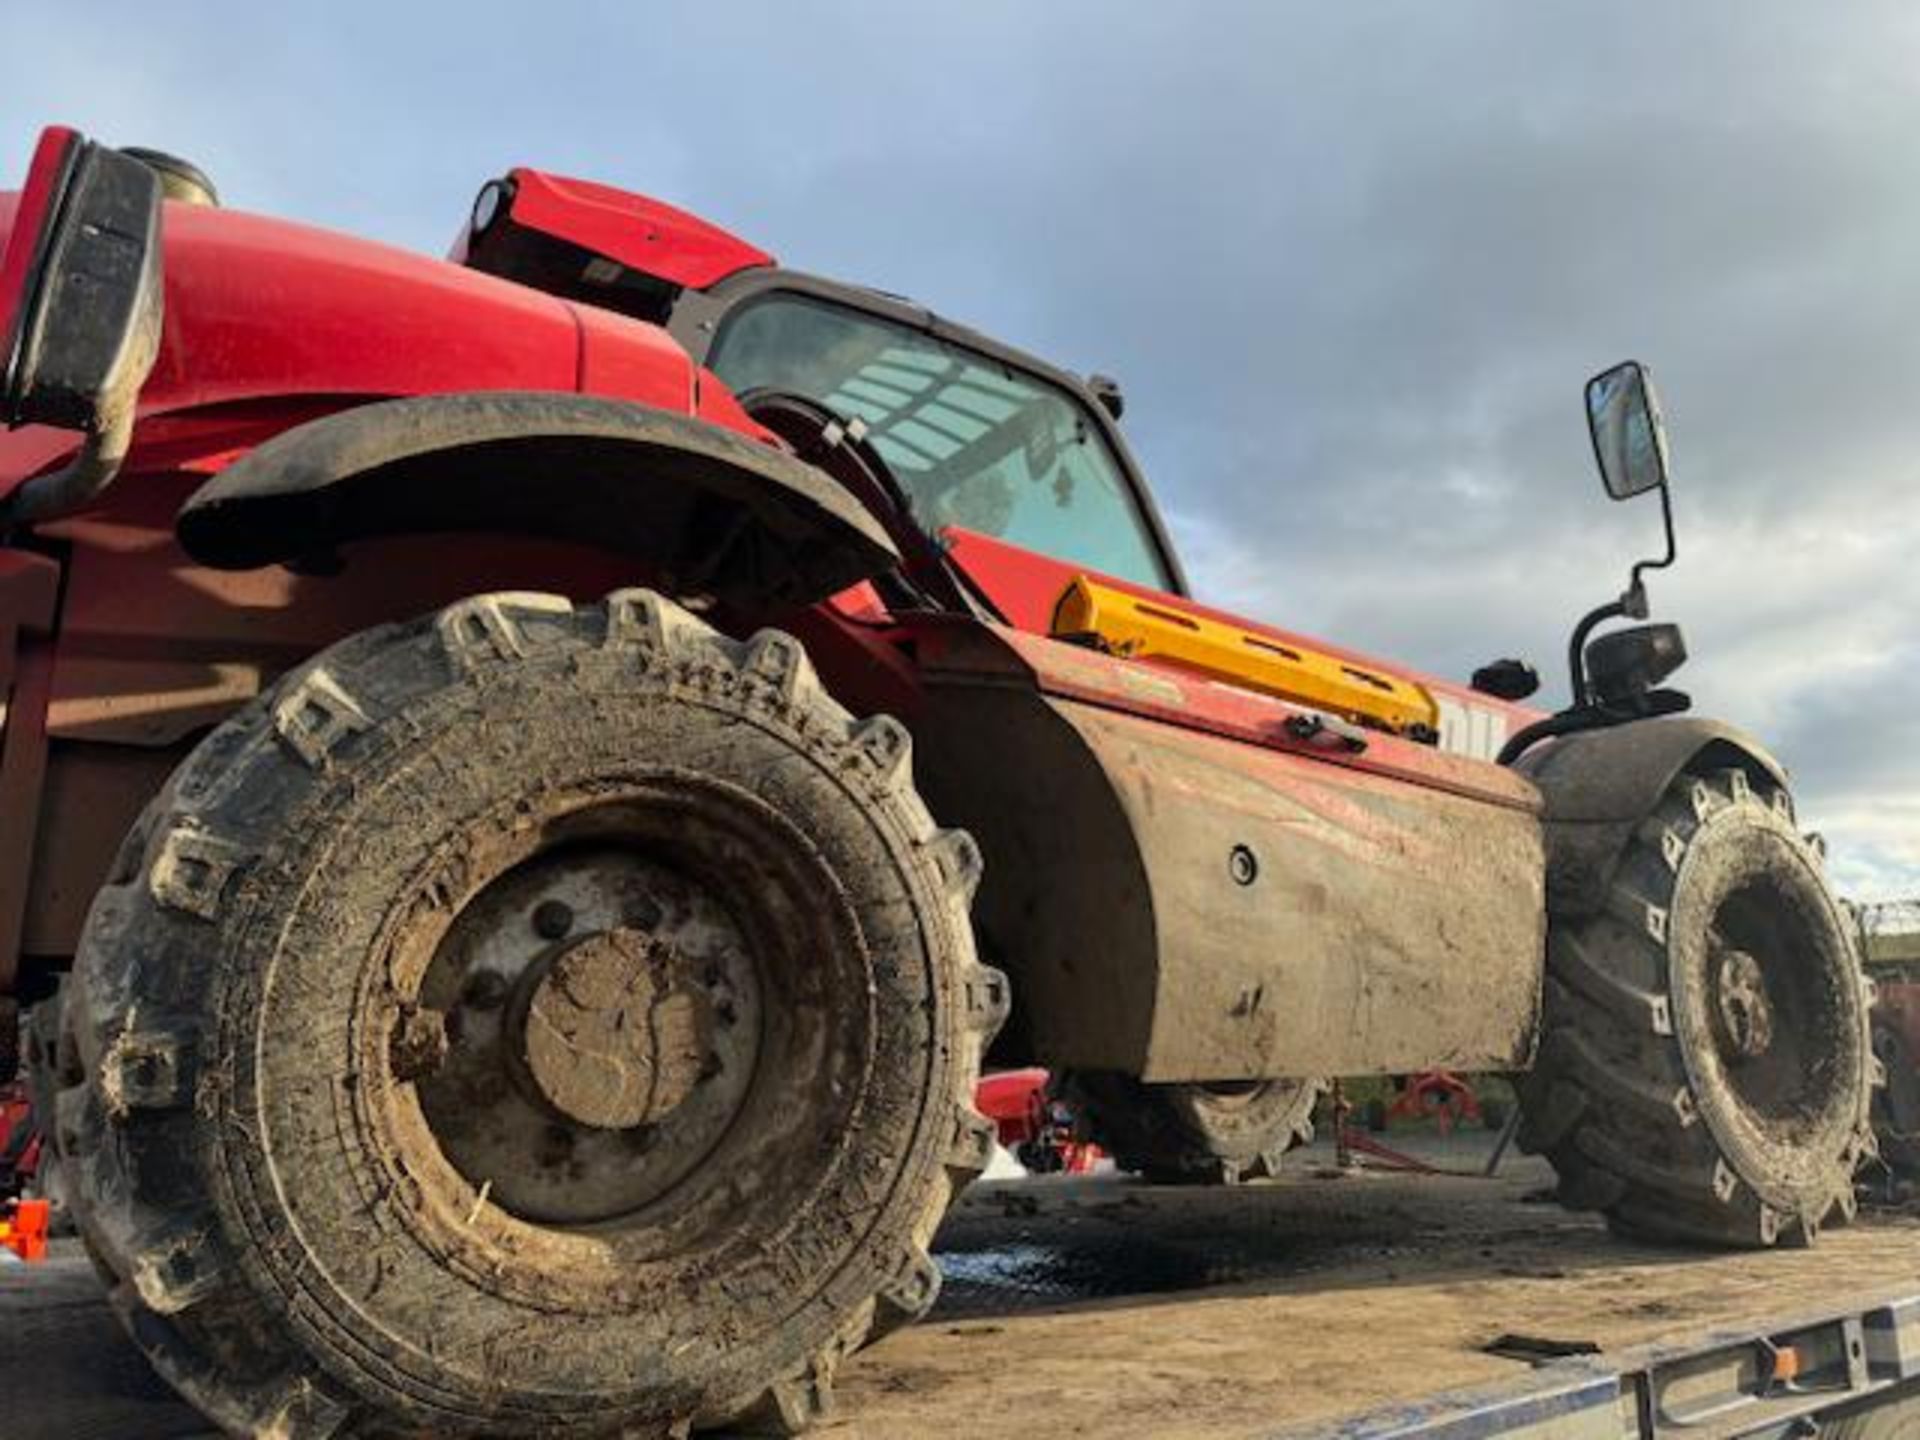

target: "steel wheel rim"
[353,773,875,1309]
[413,839,766,1225]
[1694,874,1855,1151]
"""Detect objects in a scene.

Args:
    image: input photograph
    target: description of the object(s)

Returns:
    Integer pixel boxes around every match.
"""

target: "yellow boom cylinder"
[1050,576,1440,738]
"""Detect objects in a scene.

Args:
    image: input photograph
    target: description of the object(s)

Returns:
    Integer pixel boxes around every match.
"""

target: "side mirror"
[1584,360,1669,500]
[0,126,164,526]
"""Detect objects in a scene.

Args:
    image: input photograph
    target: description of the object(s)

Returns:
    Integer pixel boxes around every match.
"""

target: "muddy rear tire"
[1519,766,1874,1246]
[45,589,1006,1437]
[1064,1072,1320,1184]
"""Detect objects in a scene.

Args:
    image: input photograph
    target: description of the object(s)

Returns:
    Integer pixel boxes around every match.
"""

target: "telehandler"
[0,127,1873,1436]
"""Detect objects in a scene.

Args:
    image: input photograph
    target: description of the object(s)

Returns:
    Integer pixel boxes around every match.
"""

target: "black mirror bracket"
[1,400,138,532]
[1620,576,1648,620]
[0,138,165,533]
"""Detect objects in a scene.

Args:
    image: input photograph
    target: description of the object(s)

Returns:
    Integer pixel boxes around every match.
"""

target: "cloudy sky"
[6,3,1916,898]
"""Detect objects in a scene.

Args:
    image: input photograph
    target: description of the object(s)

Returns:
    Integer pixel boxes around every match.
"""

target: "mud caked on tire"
[1519,766,1875,1246]
[1064,1072,1320,1184]
[43,590,1007,1438]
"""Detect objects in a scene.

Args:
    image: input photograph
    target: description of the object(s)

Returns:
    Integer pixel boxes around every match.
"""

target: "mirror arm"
[1627,480,1678,599]
[1566,595,1628,709]
[1571,480,1675,706]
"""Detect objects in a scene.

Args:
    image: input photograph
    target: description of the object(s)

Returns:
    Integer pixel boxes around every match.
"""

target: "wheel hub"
[512,927,713,1131]
[1711,946,1775,1061]
[410,845,763,1225]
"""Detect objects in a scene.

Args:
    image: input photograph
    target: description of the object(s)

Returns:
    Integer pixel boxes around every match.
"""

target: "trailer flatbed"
[4,1141,1917,1439]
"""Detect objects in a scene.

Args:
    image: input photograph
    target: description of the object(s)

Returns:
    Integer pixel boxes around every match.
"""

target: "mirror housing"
[1584,360,1669,500]
[0,126,164,526]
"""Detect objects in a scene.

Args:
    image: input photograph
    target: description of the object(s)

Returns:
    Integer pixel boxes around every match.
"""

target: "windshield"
[707,293,1171,589]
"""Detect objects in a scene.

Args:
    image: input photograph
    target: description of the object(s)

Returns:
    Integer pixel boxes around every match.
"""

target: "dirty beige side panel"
[1058,703,1545,1081]
[915,678,1543,1082]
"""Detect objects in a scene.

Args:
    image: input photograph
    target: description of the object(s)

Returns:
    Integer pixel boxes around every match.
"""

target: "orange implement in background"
[1,1197,48,1262]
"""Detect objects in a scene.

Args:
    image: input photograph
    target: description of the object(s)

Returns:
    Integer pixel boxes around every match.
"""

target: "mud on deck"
[837,1138,1920,1438]
[5,1134,1917,1439]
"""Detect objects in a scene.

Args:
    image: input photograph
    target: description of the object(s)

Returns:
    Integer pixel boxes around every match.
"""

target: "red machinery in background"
[975,1070,1103,1175]
[1,1079,47,1261]
[1,1079,40,1199]
[1858,901,1920,1174]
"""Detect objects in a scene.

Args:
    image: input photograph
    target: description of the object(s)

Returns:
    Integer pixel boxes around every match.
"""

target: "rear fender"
[1516,716,1791,918]
[176,390,897,607]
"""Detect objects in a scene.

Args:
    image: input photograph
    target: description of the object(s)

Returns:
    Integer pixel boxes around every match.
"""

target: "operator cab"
[455,168,1188,612]
[696,287,1172,591]
[456,167,1701,758]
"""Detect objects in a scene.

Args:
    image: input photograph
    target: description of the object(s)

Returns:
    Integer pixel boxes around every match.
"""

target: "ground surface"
[5,1133,1917,1438]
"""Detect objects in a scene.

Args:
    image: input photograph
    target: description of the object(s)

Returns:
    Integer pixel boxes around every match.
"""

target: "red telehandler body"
[0,126,1876,1437]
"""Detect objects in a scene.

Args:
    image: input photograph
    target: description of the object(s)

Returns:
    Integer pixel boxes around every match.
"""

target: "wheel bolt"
[532,900,575,941]
[462,970,509,1010]
[537,1125,575,1168]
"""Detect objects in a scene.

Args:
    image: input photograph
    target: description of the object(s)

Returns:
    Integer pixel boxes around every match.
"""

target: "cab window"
[708,294,1171,589]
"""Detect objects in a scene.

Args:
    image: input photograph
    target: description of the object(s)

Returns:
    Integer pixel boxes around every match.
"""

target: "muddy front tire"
[1064,1072,1320,1184]
[46,590,1006,1438]
[1519,767,1874,1246]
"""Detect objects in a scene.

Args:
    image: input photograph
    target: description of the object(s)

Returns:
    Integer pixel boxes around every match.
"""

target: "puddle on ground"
[933,1230,1303,1316]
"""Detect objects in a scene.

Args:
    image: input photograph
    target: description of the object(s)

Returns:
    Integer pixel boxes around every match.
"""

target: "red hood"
[0,192,707,495]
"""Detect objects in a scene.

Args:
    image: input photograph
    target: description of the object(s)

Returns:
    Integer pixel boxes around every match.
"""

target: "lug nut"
[463,970,509,1010]
[537,1124,575,1168]
[532,900,575,941]
[389,1007,449,1082]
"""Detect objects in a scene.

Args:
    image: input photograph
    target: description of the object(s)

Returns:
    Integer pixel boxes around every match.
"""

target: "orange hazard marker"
[0,1197,49,1263]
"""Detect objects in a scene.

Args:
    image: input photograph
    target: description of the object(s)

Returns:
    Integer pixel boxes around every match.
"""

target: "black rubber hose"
[1496,707,1603,768]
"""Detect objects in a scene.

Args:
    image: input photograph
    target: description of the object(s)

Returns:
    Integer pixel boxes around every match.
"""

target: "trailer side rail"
[1276,1290,1920,1440]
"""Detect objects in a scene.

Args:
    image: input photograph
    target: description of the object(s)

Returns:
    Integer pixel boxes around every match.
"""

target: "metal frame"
[1271,1288,1920,1440]
[0,550,60,1012]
